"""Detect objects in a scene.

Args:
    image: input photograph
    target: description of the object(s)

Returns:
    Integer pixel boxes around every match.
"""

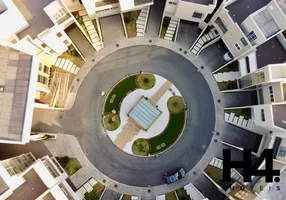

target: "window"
[234,43,241,51]
[269,86,274,102]
[261,109,265,121]
[247,31,257,43]
[215,17,227,34]
[37,75,48,85]
[56,32,63,37]
[41,43,47,48]
[168,1,177,5]
[43,65,49,74]
[193,12,203,19]
[278,146,286,158]
[50,50,55,54]
[240,37,248,47]
[63,40,69,45]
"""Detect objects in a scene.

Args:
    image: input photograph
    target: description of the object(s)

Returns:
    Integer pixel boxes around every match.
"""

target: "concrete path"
[145,0,165,37]
[176,20,200,49]
[149,80,172,105]
[99,15,126,46]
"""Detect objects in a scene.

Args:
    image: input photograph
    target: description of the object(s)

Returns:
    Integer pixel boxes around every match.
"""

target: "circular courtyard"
[103,73,186,156]
[69,45,216,187]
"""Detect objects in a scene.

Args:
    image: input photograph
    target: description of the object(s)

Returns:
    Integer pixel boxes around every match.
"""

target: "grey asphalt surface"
[32,46,216,187]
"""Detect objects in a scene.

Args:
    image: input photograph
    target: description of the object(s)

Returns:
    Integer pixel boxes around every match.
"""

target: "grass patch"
[176,188,191,200]
[132,138,150,156]
[166,192,177,200]
[149,111,185,154]
[104,75,138,114]
[56,156,82,176]
[167,96,185,114]
[121,194,131,200]
[225,108,251,120]
[217,80,238,91]
[124,11,140,38]
[104,113,120,131]
[204,165,234,190]
[216,61,239,73]
[84,183,105,200]
[160,16,171,38]
[136,73,156,90]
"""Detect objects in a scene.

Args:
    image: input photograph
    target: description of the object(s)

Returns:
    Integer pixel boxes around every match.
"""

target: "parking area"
[99,14,126,46]
[176,20,200,49]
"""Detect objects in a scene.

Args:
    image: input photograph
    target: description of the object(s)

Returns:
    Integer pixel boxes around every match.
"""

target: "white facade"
[0,154,79,200]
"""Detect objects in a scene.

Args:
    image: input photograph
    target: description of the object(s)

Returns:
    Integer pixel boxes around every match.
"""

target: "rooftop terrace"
[13,0,54,39]
[182,0,214,6]
[226,0,271,24]
[256,36,286,69]
[0,46,32,141]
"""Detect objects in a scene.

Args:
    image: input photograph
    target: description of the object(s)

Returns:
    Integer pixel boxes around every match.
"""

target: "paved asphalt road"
[32,46,216,187]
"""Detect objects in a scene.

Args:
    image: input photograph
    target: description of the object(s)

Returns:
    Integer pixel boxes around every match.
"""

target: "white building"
[0,153,79,200]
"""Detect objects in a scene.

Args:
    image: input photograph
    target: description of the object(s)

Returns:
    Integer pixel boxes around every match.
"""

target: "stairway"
[136,7,149,37]
[79,10,103,51]
[164,17,179,41]
[191,28,220,55]
[183,183,205,200]
[54,58,80,75]
[225,112,253,129]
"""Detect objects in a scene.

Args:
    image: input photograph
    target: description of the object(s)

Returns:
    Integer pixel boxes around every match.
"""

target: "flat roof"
[272,104,286,130]
[0,46,32,141]
[129,97,161,130]
[6,169,48,200]
[0,0,7,14]
[13,0,54,39]
[42,192,56,200]
[226,0,271,24]
[181,0,214,6]
[256,37,286,69]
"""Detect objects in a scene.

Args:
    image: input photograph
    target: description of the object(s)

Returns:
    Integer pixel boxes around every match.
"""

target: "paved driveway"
[32,46,216,187]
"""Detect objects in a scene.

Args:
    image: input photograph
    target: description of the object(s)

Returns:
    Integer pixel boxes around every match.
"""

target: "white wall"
[175,1,215,23]
[164,0,179,17]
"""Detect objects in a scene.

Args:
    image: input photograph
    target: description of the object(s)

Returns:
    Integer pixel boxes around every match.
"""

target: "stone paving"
[149,81,172,105]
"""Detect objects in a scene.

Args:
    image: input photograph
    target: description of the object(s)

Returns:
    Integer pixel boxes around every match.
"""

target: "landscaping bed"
[59,45,85,67]
[121,194,131,200]
[216,60,239,73]
[104,113,120,131]
[132,138,150,156]
[166,192,177,200]
[167,96,185,114]
[160,16,171,38]
[73,12,90,39]
[56,156,82,176]
[84,183,105,200]
[123,11,140,38]
[217,80,238,91]
[104,75,138,114]
[136,73,156,90]
[176,188,191,200]
[225,108,251,120]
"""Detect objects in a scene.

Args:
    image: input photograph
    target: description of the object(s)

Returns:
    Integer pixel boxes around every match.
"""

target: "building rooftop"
[0,176,9,196]
[42,192,56,200]
[181,0,214,6]
[226,0,271,24]
[0,46,32,141]
[272,104,286,130]
[129,97,161,130]
[256,37,286,69]
[13,0,54,39]
[0,0,7,14]
[6,169,48,200]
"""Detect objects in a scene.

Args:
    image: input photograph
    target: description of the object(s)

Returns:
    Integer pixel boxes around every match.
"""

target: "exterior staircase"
[183,183,205,200]
[225,112,254,129]
[53,58,80,75]
[79,10,103,51]
[191,28,220,56]
[164,17,179,41]
[136,7,150,37]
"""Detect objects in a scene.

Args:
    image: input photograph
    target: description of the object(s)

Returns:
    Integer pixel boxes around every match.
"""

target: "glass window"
[37,75,48,85]
[240,37,248,47]
[215,17,227,34]
[261,109,265,121]
[56,32,63,37]
[235,43,241,51]
[278,146,286,158]
[193,12,203,19]
[41,43,47,48]
[247,31,257,43]
[43,65,49,74]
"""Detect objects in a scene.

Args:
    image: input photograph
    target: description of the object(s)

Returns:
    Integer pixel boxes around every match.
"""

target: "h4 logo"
[223,149,280,183]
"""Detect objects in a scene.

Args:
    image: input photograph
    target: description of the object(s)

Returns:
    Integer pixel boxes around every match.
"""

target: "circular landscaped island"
[103,73,186,157]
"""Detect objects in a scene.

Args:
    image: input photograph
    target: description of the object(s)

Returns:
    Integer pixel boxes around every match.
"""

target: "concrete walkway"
[149,80,172,105]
